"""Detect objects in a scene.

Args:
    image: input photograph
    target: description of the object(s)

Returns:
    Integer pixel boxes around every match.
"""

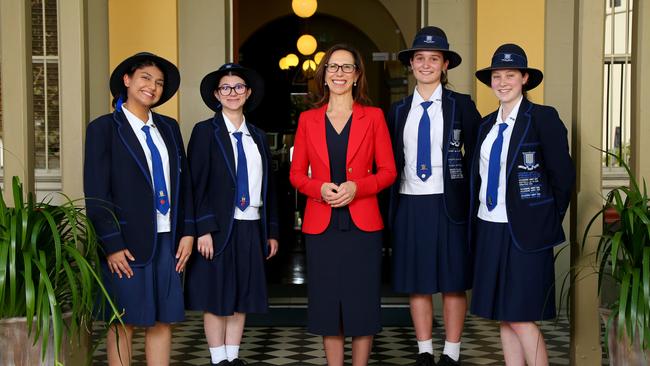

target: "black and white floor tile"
[92,312,579,365]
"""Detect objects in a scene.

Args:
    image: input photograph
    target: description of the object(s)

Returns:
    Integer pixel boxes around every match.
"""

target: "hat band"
[491,52,528,68]
[412,34,449,50]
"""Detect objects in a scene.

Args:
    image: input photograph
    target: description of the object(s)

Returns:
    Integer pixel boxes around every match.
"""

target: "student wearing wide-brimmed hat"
[387,26,481,366]
[84,52,195,365]
[184,63,279,366]
[469,43,574,365]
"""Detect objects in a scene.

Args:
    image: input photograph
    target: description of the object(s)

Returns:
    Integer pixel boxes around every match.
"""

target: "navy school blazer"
[187,113,279,256]
[387,88,481,226]
[84,110,195,266]
[469,98,575,253]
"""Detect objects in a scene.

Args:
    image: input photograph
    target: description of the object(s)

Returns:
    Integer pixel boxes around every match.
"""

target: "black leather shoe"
[437,354,460,366]
[213,360,230,366]
[229,359,247,366]
[414,352,436,366]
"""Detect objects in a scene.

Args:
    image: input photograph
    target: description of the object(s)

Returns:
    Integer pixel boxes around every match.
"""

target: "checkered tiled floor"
[92,312,579,365]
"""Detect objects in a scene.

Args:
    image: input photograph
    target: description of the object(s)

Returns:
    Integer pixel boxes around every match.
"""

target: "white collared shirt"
[122,106,171,233]
[478,96,524,223]
[223,113,263,220]
[400,84,445,194]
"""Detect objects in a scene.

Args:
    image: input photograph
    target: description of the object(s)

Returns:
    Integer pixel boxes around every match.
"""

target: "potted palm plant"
[0,176,121,365]
[582,153,650,363]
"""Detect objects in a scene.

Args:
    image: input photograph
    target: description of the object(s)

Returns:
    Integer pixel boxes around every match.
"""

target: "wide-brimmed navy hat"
[398,26,462,69]
[110,52,180,108]
[475,43,544,90]
[200,63,265,113]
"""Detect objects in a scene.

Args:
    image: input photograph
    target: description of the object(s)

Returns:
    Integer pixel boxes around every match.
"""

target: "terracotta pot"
[0,314,90,366]
[600,309,650,365]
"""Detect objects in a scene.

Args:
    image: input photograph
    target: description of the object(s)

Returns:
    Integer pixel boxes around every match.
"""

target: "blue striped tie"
[233,132,250,211]
[486,123,508,211]
[417,101,434,181]
[141,125,169,215]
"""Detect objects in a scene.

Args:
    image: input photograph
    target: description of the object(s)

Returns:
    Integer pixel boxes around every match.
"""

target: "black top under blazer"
[469,98,575,253]
[387,88,481,226]
[84,110,196,266]
[187,113,279,256]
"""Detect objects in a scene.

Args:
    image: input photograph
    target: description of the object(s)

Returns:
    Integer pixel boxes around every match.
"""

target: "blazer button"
[367,169,371,173]
[348,167,353,173]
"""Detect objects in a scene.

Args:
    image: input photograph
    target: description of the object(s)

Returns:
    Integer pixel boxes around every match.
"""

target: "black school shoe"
[414,352,436,366]
[229,359,247,366]
[211,360,230,366]
[437,354,460,366]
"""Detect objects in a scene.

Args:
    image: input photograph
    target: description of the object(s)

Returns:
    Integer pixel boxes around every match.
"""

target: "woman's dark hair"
[313,44,371,107]
[111,59,162,107]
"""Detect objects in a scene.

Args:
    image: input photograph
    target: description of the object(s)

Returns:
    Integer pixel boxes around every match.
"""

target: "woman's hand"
[107,249,135,279]
[321,182,339,203]
[196,233,214,260]
[175,235,194,273]
[266,239,279,260]
[329,181,357,207]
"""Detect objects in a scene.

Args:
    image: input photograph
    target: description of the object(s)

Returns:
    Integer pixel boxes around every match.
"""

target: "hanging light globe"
[296,34,317,56]
[292,0,317,18]
[314,51,326,65]
[279,57,289,70]
[302,59,317,72]
[285,53,299,67]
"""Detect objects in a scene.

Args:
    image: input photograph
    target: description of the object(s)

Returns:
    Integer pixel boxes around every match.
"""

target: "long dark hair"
[111,59,162,107]
[313,44,371,107]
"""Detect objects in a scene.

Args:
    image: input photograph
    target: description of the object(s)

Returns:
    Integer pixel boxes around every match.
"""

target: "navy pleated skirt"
[470,219,556,322]
[185,220,268,316]
[392,194,472,294]
[99,232,185,327]
[305,221,382,337]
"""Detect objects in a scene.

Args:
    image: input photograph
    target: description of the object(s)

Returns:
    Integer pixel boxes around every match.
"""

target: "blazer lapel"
[249,125,268,199]
[506,98,533,177]
[442,89,456,166]
[394,96,412,171]
[310,104,330,168]
[347,103,369,164]
[113,110,152,188]
[211,113,237,183]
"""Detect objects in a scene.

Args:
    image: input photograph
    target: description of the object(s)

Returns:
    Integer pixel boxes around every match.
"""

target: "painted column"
[0,0,35,201]
[59,0,88,199]
[570,0,605,364]
[631,0,650,181]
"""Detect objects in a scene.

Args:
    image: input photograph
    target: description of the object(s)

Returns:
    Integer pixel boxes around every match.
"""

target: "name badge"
[448,127,464,180]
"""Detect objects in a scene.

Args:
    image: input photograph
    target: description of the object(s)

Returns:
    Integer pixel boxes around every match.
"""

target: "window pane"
[46,62,60,170]
[33,62,46,169]
[45,0,58,56]
[31,0,44,57]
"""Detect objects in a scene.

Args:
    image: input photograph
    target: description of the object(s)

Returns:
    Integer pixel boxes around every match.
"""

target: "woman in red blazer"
[290,44,396,366]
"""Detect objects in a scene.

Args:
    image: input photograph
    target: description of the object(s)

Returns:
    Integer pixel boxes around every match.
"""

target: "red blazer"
[290,103,397,234]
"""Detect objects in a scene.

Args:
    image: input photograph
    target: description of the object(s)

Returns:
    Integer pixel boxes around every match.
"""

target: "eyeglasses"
[217,83,248,96]
[325,63,357,73]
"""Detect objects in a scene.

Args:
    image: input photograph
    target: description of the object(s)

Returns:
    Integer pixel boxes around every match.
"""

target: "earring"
[353,81,357,86]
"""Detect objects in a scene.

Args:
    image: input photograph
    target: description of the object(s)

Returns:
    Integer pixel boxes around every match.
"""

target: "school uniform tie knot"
[233,132,250,211]
[141,125,169,215]
[486,123,508,211]
[417,101,434,181]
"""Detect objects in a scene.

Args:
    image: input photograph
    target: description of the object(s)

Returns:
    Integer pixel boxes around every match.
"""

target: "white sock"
[209,345,227,364]
[417,338,433,355]
[225,344,240,362]
[443,340,461,361]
